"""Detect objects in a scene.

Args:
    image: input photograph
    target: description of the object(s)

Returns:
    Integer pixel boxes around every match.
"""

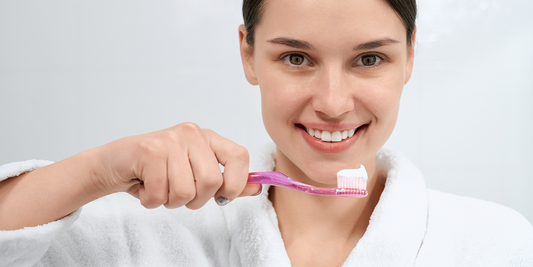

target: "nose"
[311,65,355,120]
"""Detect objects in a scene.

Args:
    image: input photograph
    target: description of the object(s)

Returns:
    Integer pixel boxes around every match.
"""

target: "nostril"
[311,93,355,119]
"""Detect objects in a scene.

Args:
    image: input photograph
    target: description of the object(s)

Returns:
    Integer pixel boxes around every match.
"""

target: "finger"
[238,183,263,197]
[136,159,169,209]
[206,130,250,205]
[184,133,224,210]
[215,176,262,206]
[165,150,196,209]
[127,183,141,199]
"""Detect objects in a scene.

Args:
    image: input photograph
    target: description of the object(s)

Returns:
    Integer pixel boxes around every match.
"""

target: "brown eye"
[283,53,309,67]
[361,55,377,66]
[355,54,382,67]
[289,54,304,65]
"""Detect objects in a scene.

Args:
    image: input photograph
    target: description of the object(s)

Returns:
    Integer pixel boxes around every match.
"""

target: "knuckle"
[139,139,164,157]
[177,122,201,134]
[199,172,223,189]
[145,192,168,207]
[232,146,249,162]
[201,128,215,136]
[175,190,196,203]
[173,187,196,203]
[162,130,180,143]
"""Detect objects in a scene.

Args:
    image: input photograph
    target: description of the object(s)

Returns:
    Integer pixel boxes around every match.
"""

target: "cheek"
[363,74,404,138]
[258,77,294,141]
[373,85,402,119]
[259,84,306,136]
[355,61,405,112]
[256,62,308,128]
[260,88,282,133]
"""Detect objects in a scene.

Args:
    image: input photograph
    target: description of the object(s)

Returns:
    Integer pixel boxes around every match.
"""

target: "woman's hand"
[90,122,261,209]
[0,123,260,230]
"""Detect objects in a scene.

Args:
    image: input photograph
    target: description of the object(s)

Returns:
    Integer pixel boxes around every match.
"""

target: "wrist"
[75,147,118,199]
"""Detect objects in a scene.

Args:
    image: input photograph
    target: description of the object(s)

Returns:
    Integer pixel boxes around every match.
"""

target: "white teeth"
[308,128,315,137]
[331,131,342,142]
[306,127,358,143]
[341,130,348,139]
[321,131,332,142]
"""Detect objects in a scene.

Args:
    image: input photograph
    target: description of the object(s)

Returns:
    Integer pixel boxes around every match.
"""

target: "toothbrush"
[247,165,368,198]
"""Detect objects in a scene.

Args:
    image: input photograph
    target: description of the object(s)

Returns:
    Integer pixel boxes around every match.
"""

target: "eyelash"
[280,53,312,70]
[354,53,385,68]
[279,52,386,70]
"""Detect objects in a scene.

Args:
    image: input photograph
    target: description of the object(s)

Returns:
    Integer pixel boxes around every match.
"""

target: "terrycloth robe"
[1,145,532,266]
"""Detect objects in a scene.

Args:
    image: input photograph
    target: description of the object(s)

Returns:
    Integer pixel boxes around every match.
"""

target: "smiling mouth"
[300,125,362,143]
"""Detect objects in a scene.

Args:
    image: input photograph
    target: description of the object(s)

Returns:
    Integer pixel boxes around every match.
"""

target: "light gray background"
[1,0,532,223]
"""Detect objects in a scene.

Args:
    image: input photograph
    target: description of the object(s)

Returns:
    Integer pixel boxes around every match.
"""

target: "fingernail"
[216,197,231,206]
[251,185,263,196]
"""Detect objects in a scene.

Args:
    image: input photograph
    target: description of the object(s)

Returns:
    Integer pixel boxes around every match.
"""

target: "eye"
[354,54,382,67]
[283,53,310,66]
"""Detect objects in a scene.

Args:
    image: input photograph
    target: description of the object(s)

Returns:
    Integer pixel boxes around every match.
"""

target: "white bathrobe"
[1,145,532,267]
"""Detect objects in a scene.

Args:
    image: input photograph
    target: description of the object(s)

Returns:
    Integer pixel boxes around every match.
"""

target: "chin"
[294,155,366,187]
[305,170,339,187]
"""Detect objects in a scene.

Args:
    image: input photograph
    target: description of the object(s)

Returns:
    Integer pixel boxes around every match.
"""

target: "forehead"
[256,0,406,47]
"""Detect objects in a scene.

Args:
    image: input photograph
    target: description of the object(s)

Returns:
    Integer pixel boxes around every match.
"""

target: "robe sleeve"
[0,160,81,267]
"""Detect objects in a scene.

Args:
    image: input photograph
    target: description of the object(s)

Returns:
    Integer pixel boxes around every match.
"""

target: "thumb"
[238,183,262,197]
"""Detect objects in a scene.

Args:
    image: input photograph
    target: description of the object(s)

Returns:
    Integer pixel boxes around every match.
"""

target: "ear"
[239,24,258,85]
[404,26,416,84]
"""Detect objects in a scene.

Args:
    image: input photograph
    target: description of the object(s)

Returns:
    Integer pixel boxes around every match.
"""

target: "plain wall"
[1,0,532,223]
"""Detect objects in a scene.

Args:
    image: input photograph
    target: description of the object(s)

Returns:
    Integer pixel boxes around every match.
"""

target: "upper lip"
[297,122,366,132]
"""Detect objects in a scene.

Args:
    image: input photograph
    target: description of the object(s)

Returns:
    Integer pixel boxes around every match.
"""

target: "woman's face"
[240,0,414,186]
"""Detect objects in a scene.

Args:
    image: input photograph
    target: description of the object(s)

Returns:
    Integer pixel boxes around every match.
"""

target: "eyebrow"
[266,37,401,51]
[354,38,400,50]
[267,37,315,50]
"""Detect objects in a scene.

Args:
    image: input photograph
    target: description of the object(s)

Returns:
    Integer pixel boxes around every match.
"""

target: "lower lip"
[298,125,365,154]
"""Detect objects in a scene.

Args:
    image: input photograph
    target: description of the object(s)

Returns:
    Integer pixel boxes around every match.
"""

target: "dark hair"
[242,0,268,48]
[242,0,417,47]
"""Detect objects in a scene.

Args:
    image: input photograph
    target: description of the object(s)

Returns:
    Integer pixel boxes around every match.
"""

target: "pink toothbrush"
[247,165,368,198]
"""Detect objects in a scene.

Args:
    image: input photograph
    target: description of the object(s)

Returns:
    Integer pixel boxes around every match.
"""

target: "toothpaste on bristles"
[337,165,368,190]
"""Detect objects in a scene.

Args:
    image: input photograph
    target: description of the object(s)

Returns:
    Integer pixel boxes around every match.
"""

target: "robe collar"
[227,144,428,267]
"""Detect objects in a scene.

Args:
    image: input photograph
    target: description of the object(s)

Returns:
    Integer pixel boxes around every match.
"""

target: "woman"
[1,0,532,266]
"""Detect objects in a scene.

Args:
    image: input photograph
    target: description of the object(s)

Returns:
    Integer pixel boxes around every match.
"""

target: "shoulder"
[424,189,533,265]
[427,189,533,233]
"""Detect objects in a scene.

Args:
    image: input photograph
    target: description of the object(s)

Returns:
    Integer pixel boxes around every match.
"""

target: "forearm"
[0,124,257,230]
[0,149,108,230]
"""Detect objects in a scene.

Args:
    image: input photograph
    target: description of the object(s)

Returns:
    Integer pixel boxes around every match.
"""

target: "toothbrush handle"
[248,172,367,198]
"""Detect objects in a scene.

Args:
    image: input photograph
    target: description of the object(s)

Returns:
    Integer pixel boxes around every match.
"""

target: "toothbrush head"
[336,165,368,196]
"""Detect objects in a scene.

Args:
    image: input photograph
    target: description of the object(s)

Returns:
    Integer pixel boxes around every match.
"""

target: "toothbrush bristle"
[336,166,368,196]
[337,176,367,190]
